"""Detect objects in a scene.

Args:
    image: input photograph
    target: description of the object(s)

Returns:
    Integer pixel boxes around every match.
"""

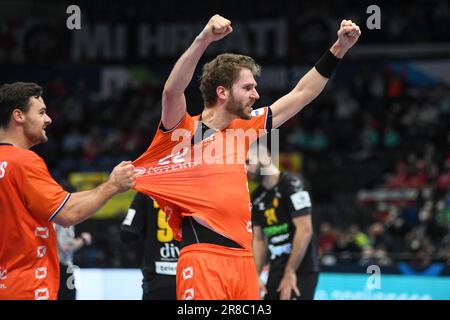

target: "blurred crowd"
[6,0,447,269]
[294,66,450,267]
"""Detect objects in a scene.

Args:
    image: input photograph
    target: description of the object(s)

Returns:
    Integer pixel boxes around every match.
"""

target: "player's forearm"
[253,239,267,274]
[284,229,312,275]
[163,36,210,95]
[55,182,119,227]
[329,41,349,59]
[291,38,350,107]
[292,68,329,107]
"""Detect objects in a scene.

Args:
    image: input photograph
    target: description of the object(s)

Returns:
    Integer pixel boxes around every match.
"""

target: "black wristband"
[314,50,342,78]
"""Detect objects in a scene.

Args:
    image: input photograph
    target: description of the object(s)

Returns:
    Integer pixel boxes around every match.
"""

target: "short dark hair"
[199,53,261,107]
[0,82,43,128]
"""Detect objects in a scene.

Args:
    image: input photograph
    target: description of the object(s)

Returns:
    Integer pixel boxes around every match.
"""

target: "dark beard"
[225,96,252,120]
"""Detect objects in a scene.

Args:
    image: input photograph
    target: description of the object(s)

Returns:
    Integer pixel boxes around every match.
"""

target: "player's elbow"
[53,215,74,228]
[304,226,314,240]
[52,209,78,227]
[162,82,179,97]
[296,222,313,238]
[292,87,318,108]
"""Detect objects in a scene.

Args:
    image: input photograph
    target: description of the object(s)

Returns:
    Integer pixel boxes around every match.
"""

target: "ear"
[11,109,26,124]
[216,86,229,101]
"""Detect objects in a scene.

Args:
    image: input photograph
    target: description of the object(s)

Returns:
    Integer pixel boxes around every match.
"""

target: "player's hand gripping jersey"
[133,107,271,252]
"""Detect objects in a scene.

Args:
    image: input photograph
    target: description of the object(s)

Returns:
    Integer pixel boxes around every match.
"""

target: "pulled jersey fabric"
[0,144,70,300]
[133,107,272,252]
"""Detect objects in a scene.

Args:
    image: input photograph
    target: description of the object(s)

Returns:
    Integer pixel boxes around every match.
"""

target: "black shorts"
[142,275,176,300]
[264,271,319,300]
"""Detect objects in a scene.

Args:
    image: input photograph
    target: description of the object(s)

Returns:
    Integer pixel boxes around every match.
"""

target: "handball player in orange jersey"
[133,15,361,300]
[0,82,136,300]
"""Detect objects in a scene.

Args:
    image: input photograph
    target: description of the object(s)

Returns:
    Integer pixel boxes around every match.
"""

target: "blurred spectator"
[383,125,400,148]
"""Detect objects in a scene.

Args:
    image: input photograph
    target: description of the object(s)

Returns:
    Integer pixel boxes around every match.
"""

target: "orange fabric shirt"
[0,144,70,300]
[133,107,271,252]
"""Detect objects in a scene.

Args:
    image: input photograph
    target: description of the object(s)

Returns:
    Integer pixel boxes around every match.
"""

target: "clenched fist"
[107,161,136,194]
[198,14,233,43]
[333,19,361,57]
[338,20,361,45]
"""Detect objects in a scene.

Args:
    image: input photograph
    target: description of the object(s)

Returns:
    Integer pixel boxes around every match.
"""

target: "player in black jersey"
[247,146,320,300]
[120,193,180,300]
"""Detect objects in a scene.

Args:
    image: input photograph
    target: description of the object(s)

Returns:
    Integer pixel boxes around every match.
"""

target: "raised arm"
[161,14,233,130]
[271,20,361,129]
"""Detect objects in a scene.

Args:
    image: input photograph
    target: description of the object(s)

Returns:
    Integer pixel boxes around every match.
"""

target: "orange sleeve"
[153,112,195,143]
[19,155,70,222]
[134,112,195,167]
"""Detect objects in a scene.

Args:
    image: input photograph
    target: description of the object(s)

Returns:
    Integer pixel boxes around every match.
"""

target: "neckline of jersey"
[197,113,233,132]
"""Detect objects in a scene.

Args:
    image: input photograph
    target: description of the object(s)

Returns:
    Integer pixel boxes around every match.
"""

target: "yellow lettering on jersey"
[272,197,279,208]
[157,209,174,242]
[264,208,278,225]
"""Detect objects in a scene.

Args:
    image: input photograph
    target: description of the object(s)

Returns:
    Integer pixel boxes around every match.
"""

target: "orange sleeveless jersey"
[133,107,271,252]
[0,145,70,300]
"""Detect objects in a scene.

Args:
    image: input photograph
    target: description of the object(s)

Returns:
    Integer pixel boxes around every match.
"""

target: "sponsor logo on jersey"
[133,167,146,176]
[37,246,47,258]
[264,208,278,225]
[270,233,290,244]
[34,288,49,300]
[35,267,47,279]
[0,267,7,280]
[290,191,311,211]
[160,243,179,259]
[268,243,292,260]
[263,223,289,236]
[246,221,252,232]
[35,227,49,239]
[182,267,193,280]
[251,108,264,117]
[155,261,177,276]
[184,288,194,300]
